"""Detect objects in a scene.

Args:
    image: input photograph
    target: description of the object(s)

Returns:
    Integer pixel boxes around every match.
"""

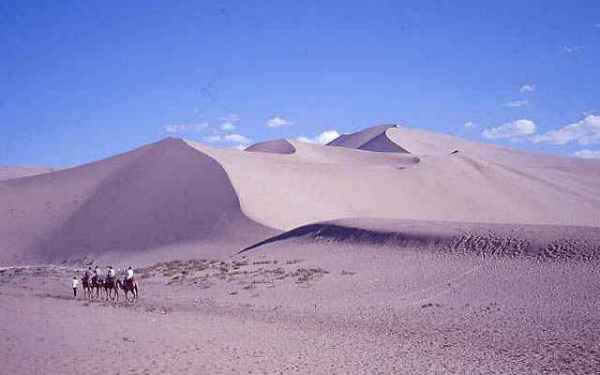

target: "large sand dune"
[188,125,600,231]
[2,124,600,265]
[0,138,274,265]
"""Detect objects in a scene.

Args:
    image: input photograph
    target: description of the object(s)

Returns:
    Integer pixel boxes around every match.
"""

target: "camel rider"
[106,266,116,281]
[83,267,92,282]
[92,266,100,284]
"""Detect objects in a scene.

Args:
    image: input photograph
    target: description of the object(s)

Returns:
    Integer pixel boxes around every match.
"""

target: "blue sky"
[1,1,600,166]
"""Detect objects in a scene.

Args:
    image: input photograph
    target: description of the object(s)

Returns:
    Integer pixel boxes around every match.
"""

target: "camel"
[103,277,119,301]
[91,276,104,300]
[81,274,93,300]
[117,278,138,303]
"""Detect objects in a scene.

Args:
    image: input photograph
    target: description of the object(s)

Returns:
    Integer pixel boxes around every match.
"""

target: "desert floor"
[1,240,599,375]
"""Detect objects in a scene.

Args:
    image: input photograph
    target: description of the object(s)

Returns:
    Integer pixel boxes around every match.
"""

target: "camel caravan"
[72,266,139,303]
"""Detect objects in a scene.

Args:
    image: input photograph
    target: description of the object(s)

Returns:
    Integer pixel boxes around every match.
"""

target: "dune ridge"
[242,218,600,261]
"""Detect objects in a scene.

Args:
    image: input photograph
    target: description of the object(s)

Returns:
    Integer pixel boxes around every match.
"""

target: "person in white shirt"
[72,276,79,298]
[126,266,134,280]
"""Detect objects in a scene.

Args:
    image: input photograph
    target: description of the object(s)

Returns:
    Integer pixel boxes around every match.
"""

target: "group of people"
[71,265,135,298]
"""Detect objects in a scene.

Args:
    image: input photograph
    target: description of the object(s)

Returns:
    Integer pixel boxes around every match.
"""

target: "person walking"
[72,276,79,298]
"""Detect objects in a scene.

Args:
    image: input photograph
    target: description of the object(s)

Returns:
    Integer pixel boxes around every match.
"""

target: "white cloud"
[464,121,477,129]
[505,100,529,108]
[221,114,240,123]
[221,122,236,131]
[164,122,208,133]
[297,130,340,144]
[232,144,247,151]
[561,45,583,54]
[219,114,240,132]
[532,115,600,145]
[572,149,600,159]
[520,84,536,93]
[482,119,537,140]
[224,133,252,144]
[317,130,340,144]
[202,135,222,143]
[266,116,293,128]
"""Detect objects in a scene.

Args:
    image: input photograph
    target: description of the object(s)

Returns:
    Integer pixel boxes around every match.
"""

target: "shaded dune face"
[242,218,600,261]
[245,139,296,154]
[327,124,409,153]
[0,138,272,264]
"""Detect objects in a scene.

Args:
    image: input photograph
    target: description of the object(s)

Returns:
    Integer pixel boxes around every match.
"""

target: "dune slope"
[0,138,274,265]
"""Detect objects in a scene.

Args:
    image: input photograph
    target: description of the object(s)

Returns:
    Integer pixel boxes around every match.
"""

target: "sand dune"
[0,166,55,181]
[3,124,600,265]
[188,126,600,231]
[0,138,274,265]
[246,139,296,154]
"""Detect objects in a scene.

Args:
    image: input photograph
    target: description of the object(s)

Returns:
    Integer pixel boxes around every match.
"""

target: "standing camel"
[104,277,119,301]
[81,274,92,300]
[91,276,104,300]
[117,278,138,303]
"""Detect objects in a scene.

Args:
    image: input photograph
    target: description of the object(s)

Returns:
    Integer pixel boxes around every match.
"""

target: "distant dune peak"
[327,124,408,153]
[245,139,296,154]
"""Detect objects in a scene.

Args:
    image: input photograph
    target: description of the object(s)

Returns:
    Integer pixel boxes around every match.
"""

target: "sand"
[1,238,599,374]
[1,124,600,374]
